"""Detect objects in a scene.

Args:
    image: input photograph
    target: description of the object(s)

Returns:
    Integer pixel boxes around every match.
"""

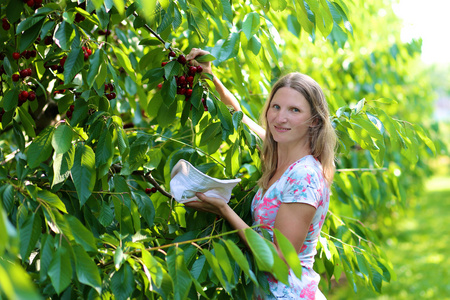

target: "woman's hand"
[184,192,227,217]
[186,48,213,77]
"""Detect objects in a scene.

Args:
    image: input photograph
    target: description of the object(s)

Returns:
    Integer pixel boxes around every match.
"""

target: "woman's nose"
[276,110,287,123]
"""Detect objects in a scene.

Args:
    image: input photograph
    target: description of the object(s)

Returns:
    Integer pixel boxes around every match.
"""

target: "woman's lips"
[274,125,290,132]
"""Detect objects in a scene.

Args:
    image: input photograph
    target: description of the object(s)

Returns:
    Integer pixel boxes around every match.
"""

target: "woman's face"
[266,87,313,148]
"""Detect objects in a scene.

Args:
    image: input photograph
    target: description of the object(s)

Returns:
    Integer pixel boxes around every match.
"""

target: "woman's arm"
[186,49,266,140]
[185,193,316,262]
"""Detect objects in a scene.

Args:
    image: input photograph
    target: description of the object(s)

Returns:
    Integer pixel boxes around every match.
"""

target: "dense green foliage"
[0,0,444,299]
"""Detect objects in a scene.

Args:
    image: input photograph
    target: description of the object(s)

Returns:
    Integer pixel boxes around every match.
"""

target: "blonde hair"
[257,73,337,189]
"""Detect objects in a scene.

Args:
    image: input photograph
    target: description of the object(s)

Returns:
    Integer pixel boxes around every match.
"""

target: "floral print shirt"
[251,155,330,299]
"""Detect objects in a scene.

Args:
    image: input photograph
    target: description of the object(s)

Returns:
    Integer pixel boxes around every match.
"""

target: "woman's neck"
[276,142,311,170]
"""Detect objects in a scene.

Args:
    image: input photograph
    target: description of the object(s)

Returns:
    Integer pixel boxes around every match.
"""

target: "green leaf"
[37,189,68,213]
[86,48,102,88]
[64,46,84,83]
[142,249,163,288]
[73,245,102,295]
[212,32,240,65]
[273,228,303,279]
[111,263,135,300]
[199,122,221,146]
[65,215,97,253]
[3,88,19,112]
[52,144,75,187]
[71,144,96,206]
[242,12,260,40]
[188,5,208,42]
[98,201,114,227]
[142,67,165,84]
[244,228,274,271]
[16,15,45,34]
[48,246,72,295]
[113,46,136,80]
[195,54,216,63]
[271,0,287,11]
[167,247,192,300]
[223,239,258,284]
[232,111,243,130]
[216,101,233,131]
[19,19,45,53]
[116,127,130,161]
[132,191,155,227]
[19,213,41,261]
[17,107,36,138]
[52,124,73,154]
[160,76,177,107]
[202,249,228,290]
[27,126,56,169]
[95,128,114,167]
[157,95,177,127]
[54,21,74,51]
[212,242,234,283]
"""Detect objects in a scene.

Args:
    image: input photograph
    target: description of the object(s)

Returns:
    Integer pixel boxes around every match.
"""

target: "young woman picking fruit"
[185,48,337,300]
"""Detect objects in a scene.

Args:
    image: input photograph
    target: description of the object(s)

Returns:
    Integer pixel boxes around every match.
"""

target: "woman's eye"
[291,108,300,112]
[272,104,280,109]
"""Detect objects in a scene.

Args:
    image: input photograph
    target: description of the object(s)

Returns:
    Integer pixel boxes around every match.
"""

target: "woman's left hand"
[184,192,227,217]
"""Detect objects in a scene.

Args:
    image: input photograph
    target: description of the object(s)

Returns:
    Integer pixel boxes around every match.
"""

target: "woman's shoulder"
[285,155,323,179]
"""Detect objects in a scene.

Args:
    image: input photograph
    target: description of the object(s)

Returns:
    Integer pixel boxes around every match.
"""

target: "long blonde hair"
[257,73,337,189]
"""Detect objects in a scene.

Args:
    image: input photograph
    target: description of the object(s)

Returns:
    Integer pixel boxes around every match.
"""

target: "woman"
[185,49,337,299]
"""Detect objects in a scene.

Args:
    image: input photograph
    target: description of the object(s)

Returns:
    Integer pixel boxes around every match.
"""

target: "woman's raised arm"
[186,48,266,140]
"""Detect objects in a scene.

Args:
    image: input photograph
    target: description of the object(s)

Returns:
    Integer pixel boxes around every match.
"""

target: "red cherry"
[12,74,20,82]
[177,88,186,95]
[2,21,10,31]
[196,66,203,73]
[104,83,109,91]
[177,76,186,85]
[108,83,114,91]
[30,50,37,57]
[177,55,187,64]
[98,29,105,35]
[66,110,72,118]
[12,52,20,60]
[27,0,35,7]
[44,36,53,45]
[84,52,89,61]
[151,187,157,193]
[157,83,163,89]
[169,51,176,58]
[86,49,92,56]
[187,76,194,85]
[20,69,28,78]
[28,91,36,101]
[186,89,193,97]
[145,188,152,194]
[21,91,29,100]
[188,66,197,75]
[70,105,75,111]
[161,61,168,67]
[110,92,116,99]
[106,93,113,100]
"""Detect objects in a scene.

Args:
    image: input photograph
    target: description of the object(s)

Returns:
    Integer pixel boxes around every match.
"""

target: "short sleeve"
[280,164,322,208]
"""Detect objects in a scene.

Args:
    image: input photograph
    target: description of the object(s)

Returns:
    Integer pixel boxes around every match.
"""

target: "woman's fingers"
[186,48,209,61]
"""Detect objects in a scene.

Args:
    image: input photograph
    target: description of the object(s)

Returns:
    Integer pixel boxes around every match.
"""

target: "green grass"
[327,175,450,300]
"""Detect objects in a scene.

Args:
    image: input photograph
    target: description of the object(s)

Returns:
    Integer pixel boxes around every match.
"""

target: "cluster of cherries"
[22,0,43,9]
[12,68,33,82]
[160,51,208,111]
[18,90,36,106]
[12,50,37,60]
[104,83,116,100]
[145,187,157,194]
[2,18,10,31]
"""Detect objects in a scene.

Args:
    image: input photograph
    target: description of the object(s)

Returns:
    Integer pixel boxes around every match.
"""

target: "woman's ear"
[309,117,320,127]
